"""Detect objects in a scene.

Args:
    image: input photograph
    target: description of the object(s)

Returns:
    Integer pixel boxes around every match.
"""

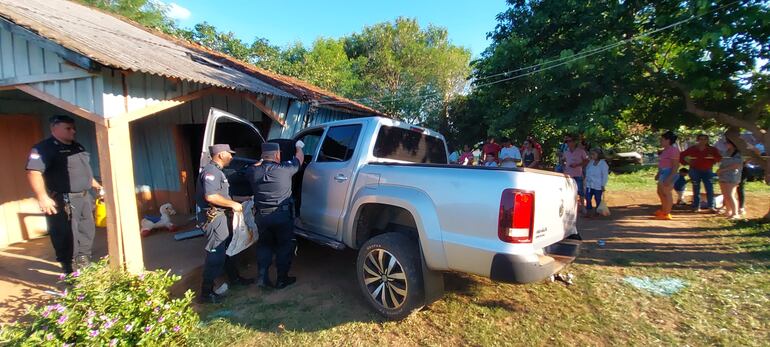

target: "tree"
[78,0,176,33]
[345,18,471,124]
[473,0,769,181]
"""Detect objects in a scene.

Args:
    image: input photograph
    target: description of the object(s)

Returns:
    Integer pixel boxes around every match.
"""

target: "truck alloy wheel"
[362,249,408,309]
[356,232,425,320]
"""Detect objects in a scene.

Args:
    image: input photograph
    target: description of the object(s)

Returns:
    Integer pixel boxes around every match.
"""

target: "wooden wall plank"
[11,33,29,76]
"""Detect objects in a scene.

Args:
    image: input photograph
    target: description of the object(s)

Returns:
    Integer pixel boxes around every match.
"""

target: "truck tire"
[356,232,425,320]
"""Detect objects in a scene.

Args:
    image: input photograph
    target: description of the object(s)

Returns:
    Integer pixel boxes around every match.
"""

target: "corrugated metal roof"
[0,0,294,98]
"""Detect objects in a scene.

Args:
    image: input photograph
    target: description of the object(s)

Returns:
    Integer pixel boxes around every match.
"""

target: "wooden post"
[95,121,144,273]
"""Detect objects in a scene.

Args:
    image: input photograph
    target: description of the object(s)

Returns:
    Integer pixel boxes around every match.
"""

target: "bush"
[0,259,199,346]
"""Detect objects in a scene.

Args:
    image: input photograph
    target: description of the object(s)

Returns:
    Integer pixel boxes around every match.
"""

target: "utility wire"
[317,0,744,106]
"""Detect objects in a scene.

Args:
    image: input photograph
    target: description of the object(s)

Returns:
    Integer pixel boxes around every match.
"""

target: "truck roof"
[308,116,445,141]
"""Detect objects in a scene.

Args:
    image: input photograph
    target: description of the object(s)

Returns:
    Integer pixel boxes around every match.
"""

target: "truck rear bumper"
[489,234,582,284]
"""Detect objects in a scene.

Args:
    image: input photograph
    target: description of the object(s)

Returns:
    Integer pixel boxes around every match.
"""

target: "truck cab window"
[318,125,362,163]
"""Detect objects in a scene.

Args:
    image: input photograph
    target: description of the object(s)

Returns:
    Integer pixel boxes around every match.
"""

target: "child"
[484,153,498,167]
[674,167,689,205]
[584,148,609,217]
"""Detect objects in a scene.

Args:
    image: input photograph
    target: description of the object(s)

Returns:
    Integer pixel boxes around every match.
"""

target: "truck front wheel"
[356,232,424,320]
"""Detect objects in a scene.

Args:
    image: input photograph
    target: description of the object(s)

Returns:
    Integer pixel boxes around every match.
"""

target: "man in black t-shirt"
[26,115,103,274]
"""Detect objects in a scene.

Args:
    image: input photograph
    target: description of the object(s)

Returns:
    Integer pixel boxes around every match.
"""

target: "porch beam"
[242,93,286,127]
[0,69,95,87]
[95,121,144,273]
[110,87,217,125]
[14,84,106,126]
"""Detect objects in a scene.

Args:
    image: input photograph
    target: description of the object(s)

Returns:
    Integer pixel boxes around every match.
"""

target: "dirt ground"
[1,191,768,328]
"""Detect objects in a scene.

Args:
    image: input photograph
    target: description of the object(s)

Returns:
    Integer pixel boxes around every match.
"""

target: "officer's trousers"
[255,208,295,278]
[201,212,240,294]
[46,192,95,264]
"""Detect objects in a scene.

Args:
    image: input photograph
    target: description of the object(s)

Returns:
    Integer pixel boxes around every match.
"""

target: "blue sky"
[167,1,508,58]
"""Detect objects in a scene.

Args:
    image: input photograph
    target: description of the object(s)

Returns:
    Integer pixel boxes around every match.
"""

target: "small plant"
[0,259,199,346]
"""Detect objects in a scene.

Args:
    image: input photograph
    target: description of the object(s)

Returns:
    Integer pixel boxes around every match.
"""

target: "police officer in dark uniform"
[26,115,103,274]
[248,140,304,289]
[196,144,253,304]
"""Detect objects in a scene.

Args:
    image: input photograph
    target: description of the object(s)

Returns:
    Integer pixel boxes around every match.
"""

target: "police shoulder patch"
[204,174,216,181]
[29,151,41,160]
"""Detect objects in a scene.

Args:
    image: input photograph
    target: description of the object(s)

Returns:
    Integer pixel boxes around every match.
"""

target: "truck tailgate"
[525,170,579,249]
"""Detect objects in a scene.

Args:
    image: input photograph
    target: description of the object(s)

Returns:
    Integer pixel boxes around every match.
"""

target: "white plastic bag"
[226,200,258,256]
[597,200,611,217]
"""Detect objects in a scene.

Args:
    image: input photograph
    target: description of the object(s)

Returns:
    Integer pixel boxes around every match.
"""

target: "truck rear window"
[373,126,447,164]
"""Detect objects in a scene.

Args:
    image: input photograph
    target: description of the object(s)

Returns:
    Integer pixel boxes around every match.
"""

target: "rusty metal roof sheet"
[0,0,295,98]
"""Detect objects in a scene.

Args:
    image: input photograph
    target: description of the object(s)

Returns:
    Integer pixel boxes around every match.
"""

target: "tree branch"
[745,93,770,123]
[670,81,761,132]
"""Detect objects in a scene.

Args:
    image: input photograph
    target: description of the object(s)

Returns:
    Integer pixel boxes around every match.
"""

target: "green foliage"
[77,0,176,33]
[469,0,770,159]
[0,260,198,346]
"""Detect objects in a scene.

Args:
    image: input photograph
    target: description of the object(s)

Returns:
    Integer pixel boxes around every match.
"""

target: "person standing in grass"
[563,134,589,213]
[716,139,743,220]
[674,168,689,205]
[458,144,474,166]
[655,131,680,220]
[584,148,609,217]
[680,134,721,212]
[522,139,541,169]
[498,137,522,168]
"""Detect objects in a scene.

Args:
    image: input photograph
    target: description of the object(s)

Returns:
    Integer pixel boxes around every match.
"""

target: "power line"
[317,0,744,107]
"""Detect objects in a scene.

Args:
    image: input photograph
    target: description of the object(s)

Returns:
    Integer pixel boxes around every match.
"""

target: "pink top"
[563,147,588,177]
[658,146,680,169]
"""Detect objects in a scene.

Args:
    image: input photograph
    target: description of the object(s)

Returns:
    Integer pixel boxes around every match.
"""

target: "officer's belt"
[50,190,88,198]
[257,204,291,214]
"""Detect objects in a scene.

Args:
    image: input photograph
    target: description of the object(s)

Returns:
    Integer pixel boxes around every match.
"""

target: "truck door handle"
[334,174,349,182]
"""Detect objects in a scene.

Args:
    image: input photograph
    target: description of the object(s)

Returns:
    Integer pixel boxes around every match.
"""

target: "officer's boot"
[198,282,222,304]
[256,268,273,289]
[275,272,297,290]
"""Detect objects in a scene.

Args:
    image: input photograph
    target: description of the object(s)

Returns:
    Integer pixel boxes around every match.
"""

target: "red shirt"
[680,145,722,170]
[482,143,501,155]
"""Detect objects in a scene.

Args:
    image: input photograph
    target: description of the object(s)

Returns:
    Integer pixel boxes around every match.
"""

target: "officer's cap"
[261,142,280,153]
[50,115,75,125]
[210,144,235,155]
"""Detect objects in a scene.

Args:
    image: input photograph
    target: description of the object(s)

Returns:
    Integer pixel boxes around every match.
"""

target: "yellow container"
[94,197,107,228]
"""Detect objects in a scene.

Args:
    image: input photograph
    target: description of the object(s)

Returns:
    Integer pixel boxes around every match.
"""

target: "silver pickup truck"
[202,108,582,320]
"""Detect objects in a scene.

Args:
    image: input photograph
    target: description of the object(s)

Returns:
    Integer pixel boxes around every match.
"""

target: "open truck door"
[201,107,266,197]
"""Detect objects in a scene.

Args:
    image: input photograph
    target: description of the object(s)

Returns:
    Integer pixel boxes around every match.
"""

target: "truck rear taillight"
[498,189,534,243]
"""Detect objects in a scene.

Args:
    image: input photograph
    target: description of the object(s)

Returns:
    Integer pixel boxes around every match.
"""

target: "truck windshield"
[373,126,447,164]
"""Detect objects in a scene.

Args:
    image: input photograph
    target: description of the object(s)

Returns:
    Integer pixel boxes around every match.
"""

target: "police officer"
[196,144,254,304]
[248,141,304,289]
[26,115,103,274]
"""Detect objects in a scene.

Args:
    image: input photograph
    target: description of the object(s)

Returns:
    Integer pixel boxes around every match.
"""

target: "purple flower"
[154,307,160,313]
[110,338,118,347]
[104,318,118,329]
[41,325,48,331]
[46,333,53,340]
[146,288,153,294]
[89,329,99,337]
[57,315,68,324]
[62,289,68,296]
[145,300,152,307]
[125,323,134,332]
[42,310,51,318]
[138,273,146,280]
[71,270,80,278]
[59,273,66,281]
[77,294,85,302]
[172,325,180,332]
[63,344,73,347]
[87,310,96,318]
[144,325,153,333]
[157,316,165,323]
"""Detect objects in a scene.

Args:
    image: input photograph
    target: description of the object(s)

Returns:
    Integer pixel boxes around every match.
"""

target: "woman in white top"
[584,148,609,216]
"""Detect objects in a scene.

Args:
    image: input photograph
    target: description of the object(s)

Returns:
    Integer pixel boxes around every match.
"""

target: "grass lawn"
[607,165,770,194]
[186,185,770,346]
